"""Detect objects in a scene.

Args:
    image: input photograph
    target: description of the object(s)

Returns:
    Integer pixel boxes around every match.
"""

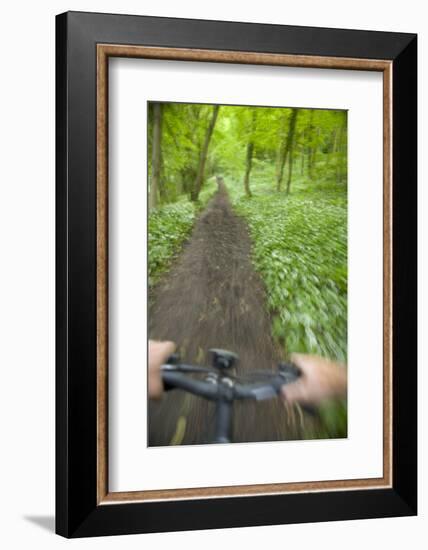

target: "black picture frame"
[56,10,417,538]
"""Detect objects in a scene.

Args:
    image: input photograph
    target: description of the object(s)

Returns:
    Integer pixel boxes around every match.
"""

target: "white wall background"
[0,0,424,548]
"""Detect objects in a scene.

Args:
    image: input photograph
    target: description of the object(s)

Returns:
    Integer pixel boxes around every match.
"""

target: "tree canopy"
[148,101,347,207]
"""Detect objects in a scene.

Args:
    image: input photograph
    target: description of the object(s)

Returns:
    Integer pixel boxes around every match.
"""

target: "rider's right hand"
[281,353,347,406]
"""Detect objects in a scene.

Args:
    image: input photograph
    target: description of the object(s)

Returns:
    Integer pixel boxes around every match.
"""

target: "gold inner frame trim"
[96,43,393,505]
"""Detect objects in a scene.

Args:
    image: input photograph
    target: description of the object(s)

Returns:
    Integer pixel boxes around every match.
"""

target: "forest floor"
[149,183,316,445]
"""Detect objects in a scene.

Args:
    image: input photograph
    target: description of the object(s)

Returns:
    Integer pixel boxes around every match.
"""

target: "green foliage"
[230,178,347,362]
[148,179,217,288]
[317,399,348,438]
[149,102,221,203]
[149,102,347,205]
[148,202,195,289]
[229,175,347,439]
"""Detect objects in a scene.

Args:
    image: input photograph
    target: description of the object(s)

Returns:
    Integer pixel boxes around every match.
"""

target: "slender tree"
[243,141,254,197]
[307,110,316,181]
[149,102,163,210]
[275,112,287,185]
[336,114,347,183]
[310,127,320,178]
[276,108,299,191]
[190,105,220,201]
[286,145,295,194]
[243,110,257,197]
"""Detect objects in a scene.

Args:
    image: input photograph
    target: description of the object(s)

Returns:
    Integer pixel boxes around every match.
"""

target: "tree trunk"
[301,145,305,175]
[286,147,294,194]
[336,121,347,183]
[276,108,299,191]
[243,141,254,197]
[332,128,338,153]
[190,105,220,201]
[325,128,337,172]
[243,110,257,197]
[307,110,315,181]
[149,103,162,210]
[275,143,282,181]
[158,154,166,201]
[310,127,320,175]
[275,113,287,188]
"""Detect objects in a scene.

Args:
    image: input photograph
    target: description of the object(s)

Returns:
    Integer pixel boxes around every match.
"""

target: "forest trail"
[149,183,309,445]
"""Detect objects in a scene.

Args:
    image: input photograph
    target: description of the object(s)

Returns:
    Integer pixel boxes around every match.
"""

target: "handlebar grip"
[162,371,218,400]
[234,364,301,401]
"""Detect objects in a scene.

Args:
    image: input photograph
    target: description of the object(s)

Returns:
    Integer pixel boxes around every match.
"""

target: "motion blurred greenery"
[148,180,217,289]
[148,102,347,438]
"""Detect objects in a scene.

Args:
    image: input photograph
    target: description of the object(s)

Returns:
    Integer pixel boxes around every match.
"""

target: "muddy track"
[149,184,309,445]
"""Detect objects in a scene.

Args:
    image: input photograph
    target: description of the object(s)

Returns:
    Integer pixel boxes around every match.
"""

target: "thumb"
[160,340,176,359]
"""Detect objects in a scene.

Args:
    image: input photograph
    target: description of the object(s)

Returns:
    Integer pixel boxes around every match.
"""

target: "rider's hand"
[148,339,176,399]
[281,353,347,406]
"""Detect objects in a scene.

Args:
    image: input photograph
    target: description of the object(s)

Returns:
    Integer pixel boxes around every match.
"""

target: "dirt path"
[149,184,307,445]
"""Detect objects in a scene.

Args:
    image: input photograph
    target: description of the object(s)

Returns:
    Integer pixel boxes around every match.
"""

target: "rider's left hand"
[148,340,176,398]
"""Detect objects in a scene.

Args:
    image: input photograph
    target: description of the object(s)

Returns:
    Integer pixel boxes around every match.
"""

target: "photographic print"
[148,101,348,446]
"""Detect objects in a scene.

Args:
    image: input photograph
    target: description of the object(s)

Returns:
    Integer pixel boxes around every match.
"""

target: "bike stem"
[212,399,233,444]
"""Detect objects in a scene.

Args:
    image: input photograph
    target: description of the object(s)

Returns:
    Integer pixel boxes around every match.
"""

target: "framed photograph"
[56,11,417,537]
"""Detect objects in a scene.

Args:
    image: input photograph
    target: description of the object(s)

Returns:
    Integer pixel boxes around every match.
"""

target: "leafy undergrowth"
[148,180,217,289]
[227,171,348,438]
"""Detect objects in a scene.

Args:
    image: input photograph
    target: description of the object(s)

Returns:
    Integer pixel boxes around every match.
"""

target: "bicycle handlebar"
[157,349,303,443]
[161,361,301,403]
[161,371,220,399]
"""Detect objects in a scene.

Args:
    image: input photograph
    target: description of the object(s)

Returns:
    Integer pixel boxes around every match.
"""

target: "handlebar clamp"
[209,348,238,371]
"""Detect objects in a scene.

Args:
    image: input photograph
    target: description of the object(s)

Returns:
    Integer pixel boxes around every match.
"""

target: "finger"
[289,352,320,376]
[149,340,176,364]
[159,341,176,362]
[149,376,164,399]
[289,352,312,372]
[289,352,304,364]
[281,380,309,405]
